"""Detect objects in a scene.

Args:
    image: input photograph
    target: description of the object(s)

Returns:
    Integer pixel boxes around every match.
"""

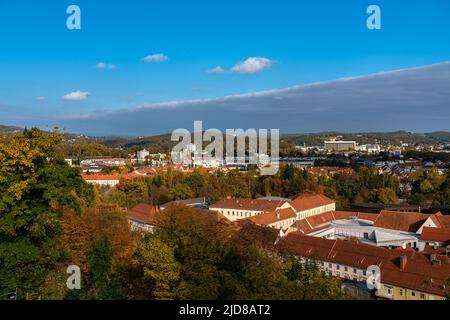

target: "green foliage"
[123,206,352,300]
[0,128,94,297]
[66,234,126,300]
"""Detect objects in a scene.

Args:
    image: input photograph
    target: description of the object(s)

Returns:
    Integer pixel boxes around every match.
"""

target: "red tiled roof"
[279,233,450,296]
[374,210,432,233]
[209,198,289,212]
[290,194,335,212]
[295,211,378,233]
[435,213,450,228]
[128,203,160,224]
[421,227,450,243]
[246,207,296,226]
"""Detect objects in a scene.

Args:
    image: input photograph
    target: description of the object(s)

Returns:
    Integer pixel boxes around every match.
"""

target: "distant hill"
[2,125,450,152]
[0,125,23,133]
[87,130,450,151]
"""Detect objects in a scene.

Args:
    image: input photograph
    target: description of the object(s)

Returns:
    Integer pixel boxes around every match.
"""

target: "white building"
[137,149,150,162]
[324,141,357,152]
[82,175,120,187]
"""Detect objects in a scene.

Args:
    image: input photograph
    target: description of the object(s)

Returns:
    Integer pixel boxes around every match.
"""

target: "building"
[137,149,150,162]
[290,194,336,220]
[210,193,336,223]
[420,227,450,251]
[160,197,208,210]
[209,198,293,222]
[246,207,297,230]
[295,209,450,251]
[127,203,160,233]
[324,141,357,152]
[82,174,120,187]
[278,233,450,300]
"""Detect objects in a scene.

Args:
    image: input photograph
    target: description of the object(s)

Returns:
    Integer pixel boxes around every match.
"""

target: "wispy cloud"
[207,65,225,74]
[231,57,274,74]
[35,96,46,101]
[96,62,117,69]
[63,91,90,101]
[142,53,169,63]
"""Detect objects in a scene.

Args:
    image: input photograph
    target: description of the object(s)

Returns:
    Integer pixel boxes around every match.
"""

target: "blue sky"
[0,0,449,135]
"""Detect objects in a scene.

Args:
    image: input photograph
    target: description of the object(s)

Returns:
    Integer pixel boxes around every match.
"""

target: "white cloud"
[96,62,117,69]
[142,53,168,63]
[63,91,90,101]
[207,65,225,74]
[231,57,274,74]
[35,96,46,101]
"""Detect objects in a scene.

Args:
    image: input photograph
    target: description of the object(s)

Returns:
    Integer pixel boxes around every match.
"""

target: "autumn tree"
[0,128,93,298]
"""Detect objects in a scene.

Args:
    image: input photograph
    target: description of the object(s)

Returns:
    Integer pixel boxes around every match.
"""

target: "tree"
[65,234,126,300]
[129,236,180,299]
[0,128,93,297]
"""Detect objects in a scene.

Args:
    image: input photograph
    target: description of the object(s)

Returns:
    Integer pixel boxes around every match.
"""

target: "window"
[411,291,416,297]
[344,266,348,272]
[386,286,393,296]
[399,289,403,296]
[420,293,425,300]
[353,268,357,274]
[363,270,366,276]
[329,263,332,268]
[336,265,340,270]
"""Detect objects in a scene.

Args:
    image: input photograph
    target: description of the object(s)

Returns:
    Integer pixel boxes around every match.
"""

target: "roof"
[128,203,160,225]
[279,233,450,296]
[290,194,335,212]
[209,198,289,212]
[296,210,378,233]
[421,227,450,243]
[161,197,207,209]
[246,207,296,226]
[374,210,432,233]
[435,212,450,228]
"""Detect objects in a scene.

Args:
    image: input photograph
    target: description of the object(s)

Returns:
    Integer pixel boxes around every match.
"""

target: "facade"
[246,207,297,230]
[82,174,120,187]
[209,198,293,222]
[137,149,150,162]
[210,194,336,223]
[290,194,336,220]
[324,141,357,152]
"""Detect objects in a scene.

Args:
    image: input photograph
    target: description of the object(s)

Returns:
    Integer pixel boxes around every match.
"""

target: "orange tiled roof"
[374,210,432,233]
[421,227,450,243]
[81,174,120,181]
[128,203,160,224]
[246,207,296,225]
[290,194,335,212]
[209,198,289,212]
[279,233,450,296]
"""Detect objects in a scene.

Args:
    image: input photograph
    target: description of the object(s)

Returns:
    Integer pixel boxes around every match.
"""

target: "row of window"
[385,286,427,299]
[220,210,260,218]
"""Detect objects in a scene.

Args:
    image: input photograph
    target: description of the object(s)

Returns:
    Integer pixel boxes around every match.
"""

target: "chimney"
[400,255,408,271]
[276,213,281,219]
[430,254,441,266]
